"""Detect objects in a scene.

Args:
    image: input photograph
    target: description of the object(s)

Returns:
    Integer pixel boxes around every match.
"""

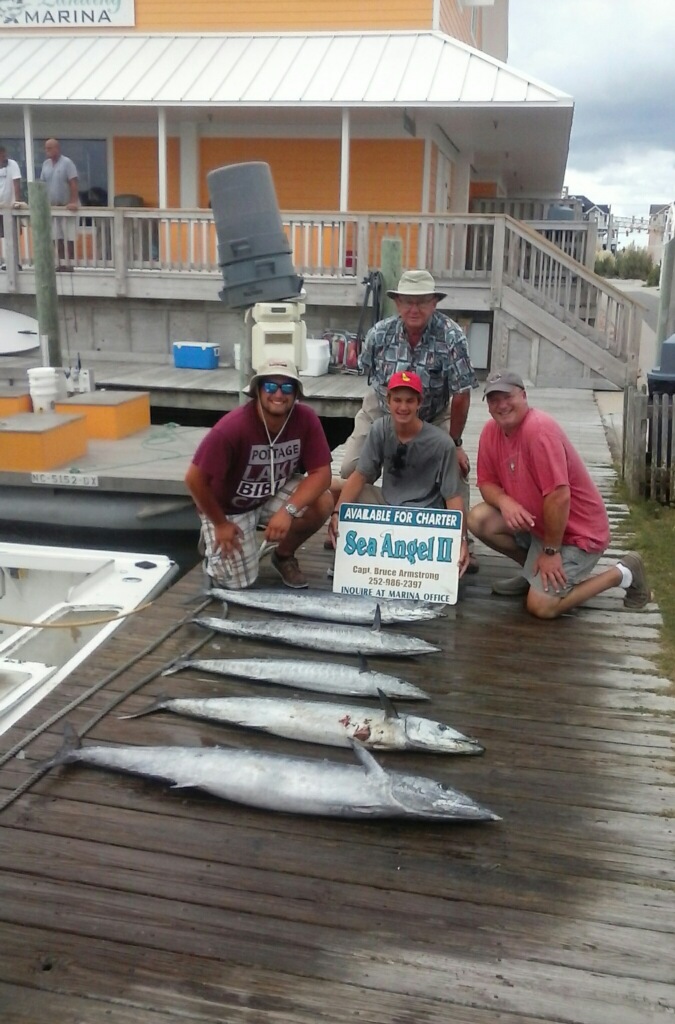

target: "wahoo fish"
[122,689,484,755]
[209,587,446,625]
[193,604,441,658]
[42,725,499,821]
[162,655,430,701]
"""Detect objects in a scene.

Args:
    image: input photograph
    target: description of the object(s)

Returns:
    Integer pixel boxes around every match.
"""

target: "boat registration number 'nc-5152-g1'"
[31,473,99,487]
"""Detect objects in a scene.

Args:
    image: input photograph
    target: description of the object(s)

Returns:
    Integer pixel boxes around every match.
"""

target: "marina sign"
[332,502,462,605]
[0,0,135,27]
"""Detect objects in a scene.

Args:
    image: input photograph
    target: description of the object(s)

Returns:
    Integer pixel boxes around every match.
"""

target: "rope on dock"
[0,600,155,629]
[0,596,215,814]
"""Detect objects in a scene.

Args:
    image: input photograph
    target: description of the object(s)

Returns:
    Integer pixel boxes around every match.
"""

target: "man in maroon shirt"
[185,358,333,589]
[468,370,651,619]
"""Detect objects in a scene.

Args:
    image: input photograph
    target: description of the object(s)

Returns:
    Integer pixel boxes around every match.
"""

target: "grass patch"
[619,495,675,682]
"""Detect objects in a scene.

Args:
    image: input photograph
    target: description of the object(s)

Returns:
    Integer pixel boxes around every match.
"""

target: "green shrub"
[614,244,654,280]
[646,263,661,287]
[594,251,617,277]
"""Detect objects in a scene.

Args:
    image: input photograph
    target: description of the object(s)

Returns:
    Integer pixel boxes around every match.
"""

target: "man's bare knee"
[467,501,495,538]
[526,589,563,620]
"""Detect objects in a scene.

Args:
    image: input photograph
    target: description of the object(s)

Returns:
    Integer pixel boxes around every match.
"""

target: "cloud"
[509,0,675,215]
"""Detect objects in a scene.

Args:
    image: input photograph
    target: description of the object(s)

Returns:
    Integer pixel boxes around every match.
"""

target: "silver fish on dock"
[192,605,441,658]
[42,725,499,821]
[162,655,430,701]
[122,689,483,754]
[208,587,447,625]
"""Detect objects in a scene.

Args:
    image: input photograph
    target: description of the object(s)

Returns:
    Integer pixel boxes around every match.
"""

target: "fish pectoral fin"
[370,605,382,632]
[350,739,386,777]
[377,688,399,719]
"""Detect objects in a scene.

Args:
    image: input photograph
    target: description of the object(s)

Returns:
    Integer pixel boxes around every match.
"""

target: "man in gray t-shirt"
[329,370,469,575]
[40,138,79,270]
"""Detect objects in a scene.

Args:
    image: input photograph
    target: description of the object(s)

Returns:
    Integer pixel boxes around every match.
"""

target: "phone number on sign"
[31,472,99,487]
[368,577,421,589]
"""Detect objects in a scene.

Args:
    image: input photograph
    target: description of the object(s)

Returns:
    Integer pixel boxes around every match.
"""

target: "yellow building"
[0,0,572,218]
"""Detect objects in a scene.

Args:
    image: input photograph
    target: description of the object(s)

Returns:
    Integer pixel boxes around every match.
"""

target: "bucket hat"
[386,269,447,301]
[387,370,423,395]
[483,370,525,399]
[249,357,304,397]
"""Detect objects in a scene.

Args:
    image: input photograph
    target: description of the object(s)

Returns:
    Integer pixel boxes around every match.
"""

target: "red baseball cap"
[387,370,423,395]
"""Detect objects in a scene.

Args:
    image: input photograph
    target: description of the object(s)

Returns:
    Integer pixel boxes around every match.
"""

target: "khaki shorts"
[200,475,304,589]
[516,533,604,595]
[52,215,78,243]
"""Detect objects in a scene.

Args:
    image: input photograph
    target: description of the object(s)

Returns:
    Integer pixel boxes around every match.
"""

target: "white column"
[179,120,198,208]
[157,107,168,209]
[23,106,35,181]
[449,152,472,213]
[339,109,350,212]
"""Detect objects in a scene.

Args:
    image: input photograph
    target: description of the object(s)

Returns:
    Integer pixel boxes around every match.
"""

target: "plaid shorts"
[200,475,304,589]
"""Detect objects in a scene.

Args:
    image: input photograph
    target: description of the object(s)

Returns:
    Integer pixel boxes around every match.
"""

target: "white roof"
[0,30,571,107]
[0,31,573,193]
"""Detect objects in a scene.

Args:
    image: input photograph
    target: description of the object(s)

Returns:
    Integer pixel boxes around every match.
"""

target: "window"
[1,138,108,205]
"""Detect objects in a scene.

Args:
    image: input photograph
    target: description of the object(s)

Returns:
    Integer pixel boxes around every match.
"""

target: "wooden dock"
[0,390,673,1023]
[0,354,369,418]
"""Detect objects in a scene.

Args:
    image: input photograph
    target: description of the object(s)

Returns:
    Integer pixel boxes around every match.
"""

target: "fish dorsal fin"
[358,652,370,674]
[377,688,399,719]
[350,739,386,776]
[370,605,382,632]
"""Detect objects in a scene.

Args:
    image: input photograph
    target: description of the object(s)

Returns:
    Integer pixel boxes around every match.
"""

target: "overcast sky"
[508,0,674,230]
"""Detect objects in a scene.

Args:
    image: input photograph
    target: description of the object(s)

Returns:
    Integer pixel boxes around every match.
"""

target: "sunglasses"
[397,296,435,309]
[389,442,408,476]
[261,381,296,395]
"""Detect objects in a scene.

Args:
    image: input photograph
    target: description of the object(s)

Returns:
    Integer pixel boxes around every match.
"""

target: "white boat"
[0,542,178,736]
[0,309,40,354]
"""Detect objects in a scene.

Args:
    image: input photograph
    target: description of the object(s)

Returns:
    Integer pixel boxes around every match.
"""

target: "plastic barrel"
[28,367,59,413]
[207,162,303,308]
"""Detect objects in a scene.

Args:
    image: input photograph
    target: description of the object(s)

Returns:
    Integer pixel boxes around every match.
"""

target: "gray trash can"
[207,162,303,308]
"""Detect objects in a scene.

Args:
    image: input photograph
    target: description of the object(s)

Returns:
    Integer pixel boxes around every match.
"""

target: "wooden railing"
[497,216,642,368]
[2,207,595,282]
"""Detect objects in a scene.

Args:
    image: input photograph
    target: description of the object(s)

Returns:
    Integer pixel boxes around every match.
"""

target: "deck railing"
[2,207,595,282]
[497,216,641,367]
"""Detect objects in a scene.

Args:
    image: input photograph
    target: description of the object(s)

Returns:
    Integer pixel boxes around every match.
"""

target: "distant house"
[567,195,611,249]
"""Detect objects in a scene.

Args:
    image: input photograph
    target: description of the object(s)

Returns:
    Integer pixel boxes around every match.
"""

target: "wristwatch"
[452,436,463,447]
[284,502,302,518]
[543,545,560,556]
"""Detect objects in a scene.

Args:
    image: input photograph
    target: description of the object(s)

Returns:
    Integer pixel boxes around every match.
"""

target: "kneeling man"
[468,370,651,618]
[185,358,333,590]
[330,370,470,575]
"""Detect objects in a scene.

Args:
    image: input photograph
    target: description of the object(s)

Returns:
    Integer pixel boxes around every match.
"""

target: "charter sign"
[332,503,463,605]
[0,0,135,26]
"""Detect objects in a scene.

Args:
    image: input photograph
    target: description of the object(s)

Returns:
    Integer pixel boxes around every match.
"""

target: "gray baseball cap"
[483,370,526,399]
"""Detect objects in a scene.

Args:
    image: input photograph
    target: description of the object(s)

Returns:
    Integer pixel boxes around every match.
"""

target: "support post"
[655,237,675,365]
[158,107,168,209]
[28,180,61,367]
[240,309,254,405]
[380,237,403,319]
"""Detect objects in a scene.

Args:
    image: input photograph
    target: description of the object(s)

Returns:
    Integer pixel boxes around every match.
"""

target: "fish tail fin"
[36,722,81,772]
[118,693,169,720]
[161,658,188,677]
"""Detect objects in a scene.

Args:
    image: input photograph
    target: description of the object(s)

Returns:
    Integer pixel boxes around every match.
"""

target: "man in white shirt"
[40,138,79,270]
[0,144,22,269]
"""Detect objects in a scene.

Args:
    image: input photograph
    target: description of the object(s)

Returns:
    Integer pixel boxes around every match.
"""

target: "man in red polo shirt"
[468,370,651,618]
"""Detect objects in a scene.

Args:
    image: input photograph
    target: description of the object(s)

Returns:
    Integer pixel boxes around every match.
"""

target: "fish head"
[387,772,499,821]
[403,717,485,755]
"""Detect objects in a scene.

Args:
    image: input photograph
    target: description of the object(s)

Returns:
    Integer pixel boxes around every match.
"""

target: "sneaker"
[271,552,308,589]
[492,575,530,597]
[620,552,652,609]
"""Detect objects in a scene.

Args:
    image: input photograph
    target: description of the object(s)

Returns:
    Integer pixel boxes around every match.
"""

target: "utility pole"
[28,180,61,367]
